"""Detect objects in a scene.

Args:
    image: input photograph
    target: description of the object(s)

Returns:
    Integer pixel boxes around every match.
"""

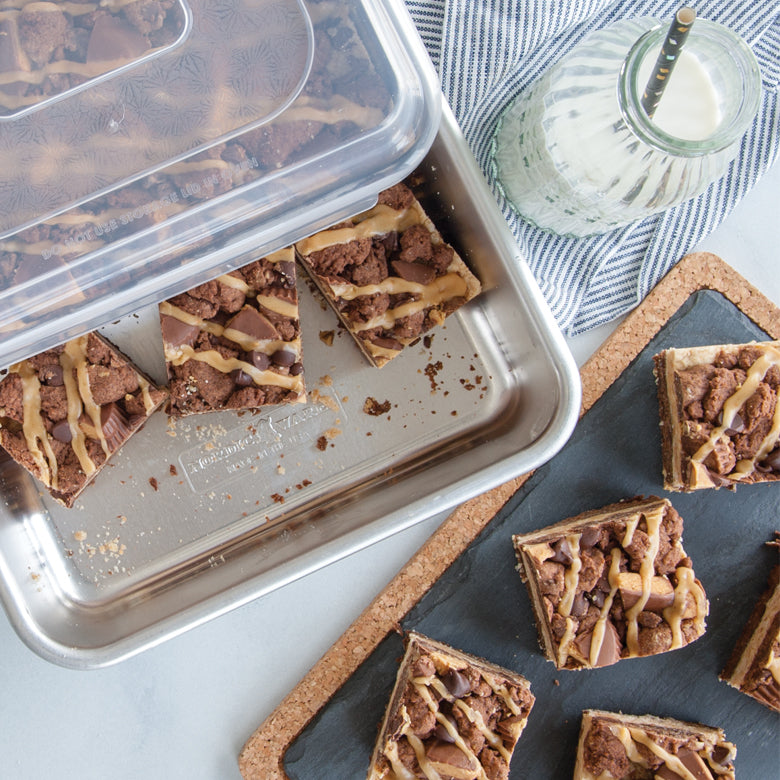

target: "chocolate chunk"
[442,669,470,698]
[87,14,148,63]
[425,741,476,773]
[391,259,436,285]
[574,620,622,668]
[160,314,200,349]
[289,362,304,376]
[100,402,132,452]
[226,306,279,341]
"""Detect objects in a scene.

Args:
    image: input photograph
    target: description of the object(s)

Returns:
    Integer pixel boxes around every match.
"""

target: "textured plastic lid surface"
[0,0,441,367]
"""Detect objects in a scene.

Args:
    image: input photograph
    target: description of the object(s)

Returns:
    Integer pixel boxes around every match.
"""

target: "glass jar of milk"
[490,17,762,237]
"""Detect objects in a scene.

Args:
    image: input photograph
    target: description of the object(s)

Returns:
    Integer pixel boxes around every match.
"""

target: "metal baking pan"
[0,104,580,668]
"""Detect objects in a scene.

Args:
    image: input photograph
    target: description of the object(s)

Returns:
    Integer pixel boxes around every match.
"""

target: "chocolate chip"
[40,364,64,386]
[246,350,271,371]
[433,719,456,743]
[550,538,573,564]
[290,362,304,376]
[723,411,745,435]
[271,349,296,367]
[761,447,780,473]
[51,420,73,443]
[371,335,403,351]
[442,669,470,698]
[277,261,296,282]
[230,369,254,387]
[571,592,588,617]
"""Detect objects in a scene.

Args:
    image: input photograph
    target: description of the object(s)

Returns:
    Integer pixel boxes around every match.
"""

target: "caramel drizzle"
[688,346,780,481]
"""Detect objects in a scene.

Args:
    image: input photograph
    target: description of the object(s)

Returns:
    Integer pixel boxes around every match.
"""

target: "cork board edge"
[237,251,780,780]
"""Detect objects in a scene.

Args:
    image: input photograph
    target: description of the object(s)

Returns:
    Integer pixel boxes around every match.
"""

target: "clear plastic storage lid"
[0,0,441,367]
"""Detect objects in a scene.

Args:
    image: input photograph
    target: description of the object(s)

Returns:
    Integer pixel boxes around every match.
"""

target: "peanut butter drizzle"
[159,301,300,358]
[296,202,430,255]
[11,360,58,488]
[60,340,96,475]
[664,565,707,649]
[623,507,663,655]
[689,346,780,480]
[616,725,710,780]
[585,548,622,667]
[71,335,111,457]
[166,345,304,394]
[351,274,469,334]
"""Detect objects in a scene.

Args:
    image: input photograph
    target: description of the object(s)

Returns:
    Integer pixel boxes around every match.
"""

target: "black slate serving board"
[284,289,779,779]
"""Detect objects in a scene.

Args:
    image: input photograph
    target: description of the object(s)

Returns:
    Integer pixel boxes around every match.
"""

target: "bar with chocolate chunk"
[720,536,780,712]
[0,332,167,507]
[574,709,737,780]
[366,631,534,780]
[159,248,305,416]
[512,496,708,670]
[296,182,481,368]
[653,341,780,491]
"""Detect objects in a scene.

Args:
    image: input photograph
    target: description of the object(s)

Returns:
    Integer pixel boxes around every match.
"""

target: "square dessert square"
[512,496,708,670]
[574,709,736,780]
[720,537,780,712]
[159,248,306,416]
[296,182,481,368]
[0,332,167,508]
[366,631,535,780]
[653,341,780,491]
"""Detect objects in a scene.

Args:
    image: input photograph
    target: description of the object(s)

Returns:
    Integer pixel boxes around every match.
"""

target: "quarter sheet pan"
[0,106,580,668]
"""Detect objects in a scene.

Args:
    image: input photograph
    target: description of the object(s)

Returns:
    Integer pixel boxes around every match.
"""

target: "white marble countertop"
[1,162,778,780]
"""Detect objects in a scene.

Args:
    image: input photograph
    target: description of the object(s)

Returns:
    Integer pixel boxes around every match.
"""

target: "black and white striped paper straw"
[641,7,697,118]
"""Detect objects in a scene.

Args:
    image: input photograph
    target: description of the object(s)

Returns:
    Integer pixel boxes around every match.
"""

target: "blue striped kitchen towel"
[404,0,780,335]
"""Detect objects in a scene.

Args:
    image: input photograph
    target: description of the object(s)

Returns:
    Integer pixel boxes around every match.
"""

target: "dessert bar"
[512,496,708,670]
[720,536,780,711]
[296,182,482,367]
[366,631,535,780]
[574,709,737,779]
[160,248,305,416]
[0,332,166,507]
[653,341,780,490]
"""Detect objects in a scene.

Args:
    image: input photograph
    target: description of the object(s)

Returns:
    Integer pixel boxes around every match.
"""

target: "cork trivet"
[238,251,780,779]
